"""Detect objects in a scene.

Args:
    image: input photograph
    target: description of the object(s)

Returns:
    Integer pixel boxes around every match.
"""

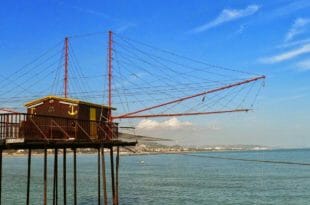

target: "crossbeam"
[113,109,250,119]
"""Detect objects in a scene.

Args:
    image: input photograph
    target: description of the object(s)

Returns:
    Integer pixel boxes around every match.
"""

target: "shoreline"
[2,147,308,158]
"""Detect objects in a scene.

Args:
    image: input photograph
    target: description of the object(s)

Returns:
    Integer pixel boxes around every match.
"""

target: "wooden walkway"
[0,139,136,150]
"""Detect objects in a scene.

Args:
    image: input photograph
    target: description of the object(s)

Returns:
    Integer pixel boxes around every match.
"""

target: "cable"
[114,33,260,76]
[179,153,310,167]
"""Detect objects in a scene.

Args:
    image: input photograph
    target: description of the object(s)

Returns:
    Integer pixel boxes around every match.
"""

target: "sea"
[2,149,310,204]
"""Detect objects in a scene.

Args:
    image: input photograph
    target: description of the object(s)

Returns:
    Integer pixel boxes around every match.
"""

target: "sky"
[1,0,310,148]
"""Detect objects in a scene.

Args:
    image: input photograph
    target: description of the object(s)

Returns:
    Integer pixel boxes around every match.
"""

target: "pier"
[0,112,136,205]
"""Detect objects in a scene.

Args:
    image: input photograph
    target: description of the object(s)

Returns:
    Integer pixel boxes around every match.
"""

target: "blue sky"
[1,0,310,147]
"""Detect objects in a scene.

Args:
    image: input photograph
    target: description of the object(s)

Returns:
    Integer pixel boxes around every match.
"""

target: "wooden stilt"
[43,148,47,205]
[110,148,116,205]
[116,146,120,205]
[98,148,101,205]
[26,149,32,205]
[101,148,108,205]
[0,149,2,205]
[56,148,58,205]
[73,148,77,205]
[53,150,55,205]
[63,148,67,205]
[53,148,58,205]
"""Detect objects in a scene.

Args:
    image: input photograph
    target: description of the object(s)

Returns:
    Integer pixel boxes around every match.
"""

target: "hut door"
[90,108,97,137]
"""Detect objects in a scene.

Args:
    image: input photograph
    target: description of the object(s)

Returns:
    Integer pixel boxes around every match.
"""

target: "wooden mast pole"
[63,37,68,205]
[108,31,113,124]
[64,37,69,98]
[107,30,117,205]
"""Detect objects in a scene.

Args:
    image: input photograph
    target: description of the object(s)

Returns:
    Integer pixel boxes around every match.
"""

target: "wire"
[179,153,310,167]
[114,33,261,76]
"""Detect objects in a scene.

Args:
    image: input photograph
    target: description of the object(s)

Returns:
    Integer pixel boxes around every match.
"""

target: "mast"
[108,31,113,123]
[64,37,69,98]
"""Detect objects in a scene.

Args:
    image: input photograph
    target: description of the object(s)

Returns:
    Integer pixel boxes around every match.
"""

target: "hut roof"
[24,95,116,110]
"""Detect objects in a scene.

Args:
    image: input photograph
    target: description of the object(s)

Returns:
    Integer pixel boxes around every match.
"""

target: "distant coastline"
[4,141,308,157]
[3,147,309,157]
[0,142,273,157]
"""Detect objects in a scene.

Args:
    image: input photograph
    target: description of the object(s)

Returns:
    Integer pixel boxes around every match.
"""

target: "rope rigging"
[109,32,266,120]
[0,31,265,128]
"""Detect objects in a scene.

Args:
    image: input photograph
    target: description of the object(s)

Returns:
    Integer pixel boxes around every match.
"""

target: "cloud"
[297,59,310,71]
[70,6,136,34]
[277,38,310,49]
[72,6,110,18]
[267,0,310,20]
[190,5,260,33]
[285,18,310,42]
[115,23,136,33]
[136,117,192,130]
[236,24,246,35]
[260,44,310,63]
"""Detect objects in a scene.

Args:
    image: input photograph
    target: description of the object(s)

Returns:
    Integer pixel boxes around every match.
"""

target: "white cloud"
[297,59,310,71]
[277,38,310,49]
[285,18,310,42]
[268,1,310,20]
[260,44,310,63]
[236,24,246,35]
[191,5,260,33]
[136,117,192,130]
[72,6,109,18]
[116,23,136,33]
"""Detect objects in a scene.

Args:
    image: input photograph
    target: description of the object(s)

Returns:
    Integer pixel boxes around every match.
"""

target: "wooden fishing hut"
[21,95,117,141]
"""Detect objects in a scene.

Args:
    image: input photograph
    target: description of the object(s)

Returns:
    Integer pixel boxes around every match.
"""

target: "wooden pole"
[97,148,101,205]
[73,148,77,205]
[43,148,47,205]
[63,148,67,205]
[0,149,2,205]
[110,148,116,205]
[115,146,120,205]
[26,149,32,205]
[53,150,55,205]
[108,31,113,124]
[56,149,58,205]
[101,148,108,205]
[64,37,69,98]
[53,148,58,205]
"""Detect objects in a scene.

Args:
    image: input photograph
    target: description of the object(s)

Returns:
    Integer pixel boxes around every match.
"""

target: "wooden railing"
[0,113,118,142]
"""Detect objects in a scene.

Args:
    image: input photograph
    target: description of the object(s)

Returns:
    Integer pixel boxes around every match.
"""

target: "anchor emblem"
[68,104,78,116]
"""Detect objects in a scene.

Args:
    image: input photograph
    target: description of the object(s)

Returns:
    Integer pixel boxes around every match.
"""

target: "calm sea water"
[2,149,310,204]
